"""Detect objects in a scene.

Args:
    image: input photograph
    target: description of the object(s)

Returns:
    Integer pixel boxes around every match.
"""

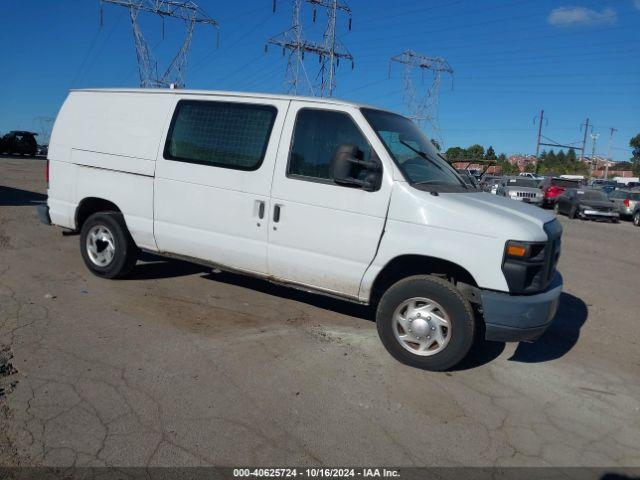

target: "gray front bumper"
[481,273,563,342]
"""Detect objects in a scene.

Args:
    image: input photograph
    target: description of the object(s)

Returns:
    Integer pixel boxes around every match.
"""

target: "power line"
[389,50,453,145]
[100,0,219,88]
[266,0,354,96]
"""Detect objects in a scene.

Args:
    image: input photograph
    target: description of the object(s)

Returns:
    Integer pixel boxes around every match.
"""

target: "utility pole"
[267,0,354,97]
[532,110,578,174]
[589,132,599,179]
[100,0,219,88]
[389,50,453,146]
[580,118,591,161]
[534,109,545,174]
[605,127,618,180]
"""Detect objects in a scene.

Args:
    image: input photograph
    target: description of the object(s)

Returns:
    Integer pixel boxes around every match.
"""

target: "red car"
[541,177,581,208]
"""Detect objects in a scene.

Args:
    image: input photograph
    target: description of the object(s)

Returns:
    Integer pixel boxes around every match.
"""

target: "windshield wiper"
[400,140,446,173]
[399,140,468,189]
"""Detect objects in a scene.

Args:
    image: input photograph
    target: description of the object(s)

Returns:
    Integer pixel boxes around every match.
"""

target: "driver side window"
[287,109,371,182]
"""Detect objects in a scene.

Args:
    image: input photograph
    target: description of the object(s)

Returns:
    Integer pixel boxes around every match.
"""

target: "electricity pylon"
[267,0,353,97]
[100,0,219,88]
[389,50,453,142]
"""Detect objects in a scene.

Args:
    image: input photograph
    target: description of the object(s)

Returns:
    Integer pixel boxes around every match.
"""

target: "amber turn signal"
[506,244,528,258]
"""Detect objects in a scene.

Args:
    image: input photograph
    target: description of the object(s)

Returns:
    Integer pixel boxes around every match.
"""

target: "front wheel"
[376,275,475,371]
[80,212,138,279]
[568,206,577,219]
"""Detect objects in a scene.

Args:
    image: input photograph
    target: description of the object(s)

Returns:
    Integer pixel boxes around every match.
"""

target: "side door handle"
[258,201,265,219]
[273,204,281,223]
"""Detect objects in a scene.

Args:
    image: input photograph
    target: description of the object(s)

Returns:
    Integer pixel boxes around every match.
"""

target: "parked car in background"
[0,131,38,156]
[559,174,585,183]
[540,177,581,208]
[609,189,640,219]
[613,176,640,186]
[554,188,619,222]
[627,181,640,189]
[590,179,617,188]
[519,172,544,180]
[633,204,640,227]
[37,144,48,156]
[595,185,617,196]
[479,175,501,194]
[497,177,543,206]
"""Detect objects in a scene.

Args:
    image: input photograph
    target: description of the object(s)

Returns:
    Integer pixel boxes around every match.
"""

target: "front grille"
[592,206,612,212]
[516,191,537,198]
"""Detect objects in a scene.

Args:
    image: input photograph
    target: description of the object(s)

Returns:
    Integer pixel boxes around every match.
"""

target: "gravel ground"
[0,155,639,468]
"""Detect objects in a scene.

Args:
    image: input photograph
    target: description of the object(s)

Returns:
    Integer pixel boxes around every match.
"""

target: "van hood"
[389,184,555,242]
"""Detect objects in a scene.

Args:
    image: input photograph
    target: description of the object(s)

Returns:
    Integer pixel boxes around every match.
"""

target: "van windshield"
[361,108,468,193]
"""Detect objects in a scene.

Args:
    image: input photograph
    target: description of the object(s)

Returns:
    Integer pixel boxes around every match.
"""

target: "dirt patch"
[0,233,10,249]
[0,345,18,400]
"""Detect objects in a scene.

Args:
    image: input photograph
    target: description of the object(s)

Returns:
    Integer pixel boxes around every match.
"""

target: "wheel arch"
[75,197,122,231]
[369,254,479,306]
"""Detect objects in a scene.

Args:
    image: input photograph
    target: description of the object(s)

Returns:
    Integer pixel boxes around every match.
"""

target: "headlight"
[502,240,549,294]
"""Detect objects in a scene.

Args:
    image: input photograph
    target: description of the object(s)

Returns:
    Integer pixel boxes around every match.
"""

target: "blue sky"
[1,0,638,160]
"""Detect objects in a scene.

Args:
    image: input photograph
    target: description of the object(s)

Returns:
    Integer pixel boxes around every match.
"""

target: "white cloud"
[548,6,618,26]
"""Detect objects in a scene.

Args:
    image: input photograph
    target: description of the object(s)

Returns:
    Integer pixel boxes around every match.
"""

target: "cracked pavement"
[0,155,639,468]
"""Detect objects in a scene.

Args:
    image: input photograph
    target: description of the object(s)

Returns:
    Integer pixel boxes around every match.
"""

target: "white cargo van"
[39,89,563,370]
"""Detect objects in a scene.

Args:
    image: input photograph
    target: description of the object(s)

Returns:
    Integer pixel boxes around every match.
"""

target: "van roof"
[71,88,388,111]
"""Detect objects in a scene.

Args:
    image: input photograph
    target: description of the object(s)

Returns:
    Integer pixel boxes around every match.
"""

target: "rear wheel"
[80,212,138,279]
[633,211,640,227]
[568,206,577,219]
[376,275,475,371]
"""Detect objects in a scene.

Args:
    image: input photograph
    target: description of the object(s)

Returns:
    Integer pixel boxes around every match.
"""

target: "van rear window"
[164,100,276,170]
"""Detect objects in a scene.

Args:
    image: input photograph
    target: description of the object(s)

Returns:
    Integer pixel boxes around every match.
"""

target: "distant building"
[583,156,615,170]
[508,154,537,172]
[591,170,635,179]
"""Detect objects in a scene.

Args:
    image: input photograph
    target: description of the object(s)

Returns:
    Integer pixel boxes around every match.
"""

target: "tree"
[613,161,633,170]
[524,163,536,173]
[496,153,517,175]
[466,144,485,160]
[485,146,497,160]
[566,148,577,163]
[546,149,557,164]
[630,133,640,162]
[445,146,467,161]
[557,151,566,164]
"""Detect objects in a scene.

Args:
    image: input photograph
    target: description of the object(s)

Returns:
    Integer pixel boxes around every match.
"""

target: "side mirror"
[330,144,382,192]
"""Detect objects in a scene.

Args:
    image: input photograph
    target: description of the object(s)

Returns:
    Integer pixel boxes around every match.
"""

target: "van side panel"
[52,91,174,162]
[75,165,156,250]
[47,91,173,249]
[47,160,76,230]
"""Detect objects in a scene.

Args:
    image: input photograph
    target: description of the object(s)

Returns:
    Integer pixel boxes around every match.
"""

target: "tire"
[80,212,138,279]
[553,203,560,215]
[633,211,640,227]
[568,206,577,219]
[376,275,475,371]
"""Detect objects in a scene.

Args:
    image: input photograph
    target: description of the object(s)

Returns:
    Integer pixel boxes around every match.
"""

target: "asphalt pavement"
[0,155,639,468]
